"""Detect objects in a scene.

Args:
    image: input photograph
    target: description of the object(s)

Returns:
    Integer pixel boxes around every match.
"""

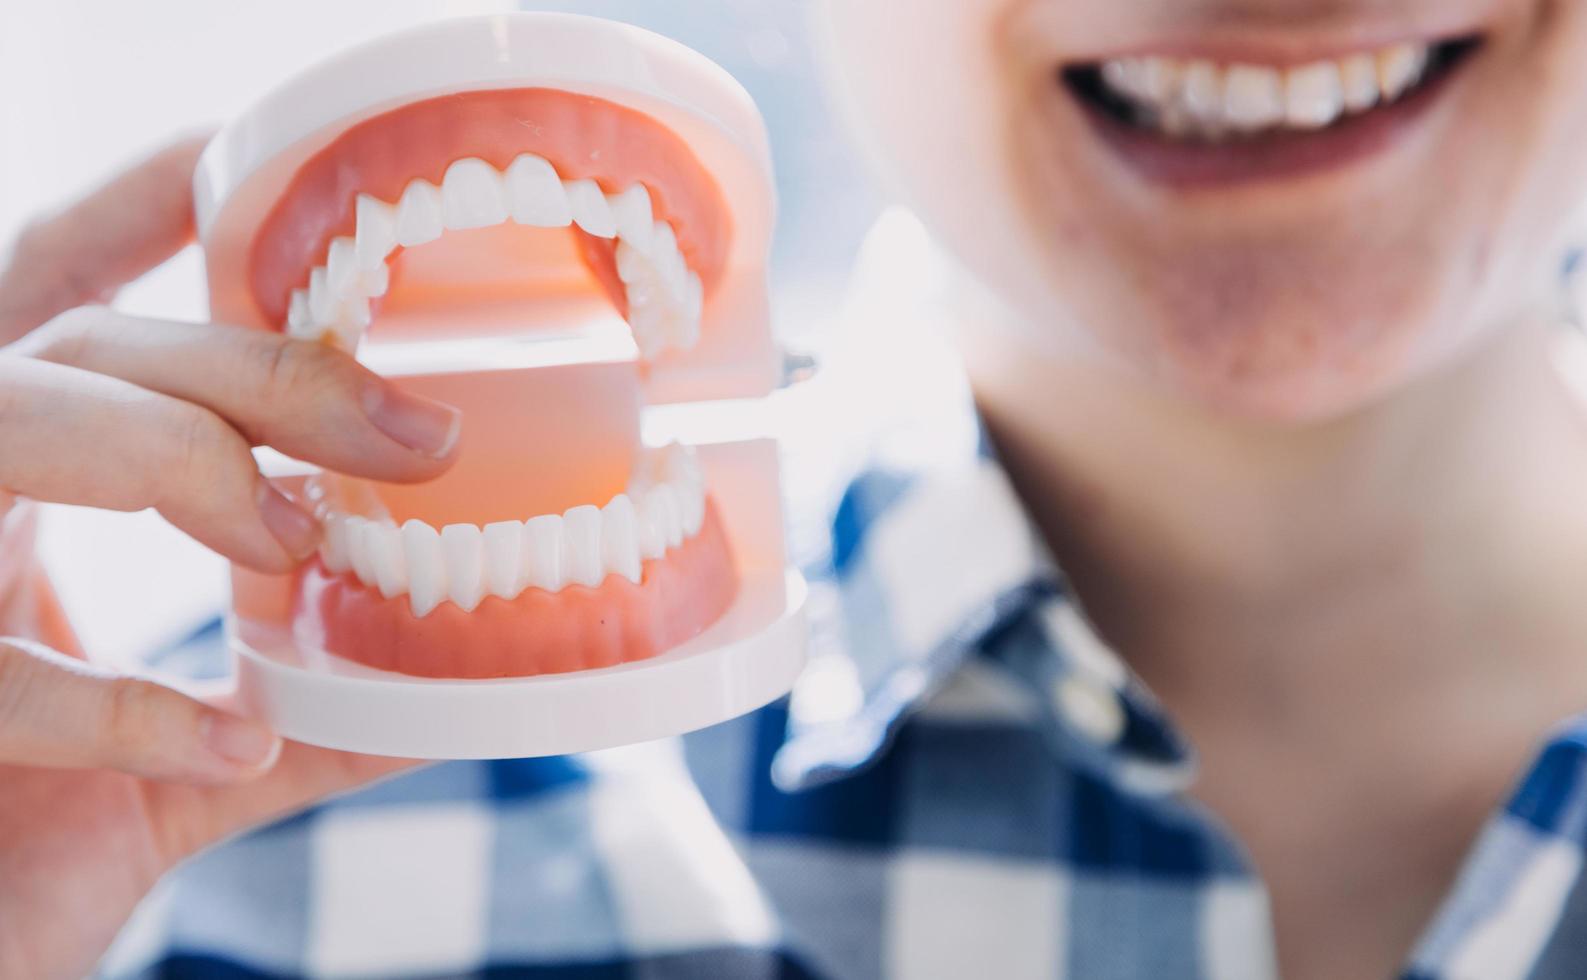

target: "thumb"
[0,638,281,784]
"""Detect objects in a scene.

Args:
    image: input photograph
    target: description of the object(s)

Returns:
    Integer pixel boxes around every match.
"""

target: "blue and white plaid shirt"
[100,258,1587,980]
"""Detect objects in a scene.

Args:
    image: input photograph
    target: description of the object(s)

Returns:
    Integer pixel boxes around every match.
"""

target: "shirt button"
[1053,673,1126,746]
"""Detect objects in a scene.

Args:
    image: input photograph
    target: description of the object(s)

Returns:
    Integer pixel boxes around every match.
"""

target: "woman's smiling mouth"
[1060,34,1485,186]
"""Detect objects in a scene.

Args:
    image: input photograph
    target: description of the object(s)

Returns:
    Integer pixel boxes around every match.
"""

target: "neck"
[968,305,1587,720]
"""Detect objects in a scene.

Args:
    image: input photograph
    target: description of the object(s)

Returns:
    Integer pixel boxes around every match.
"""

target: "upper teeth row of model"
[284,157,704,359]
[1099,41,1431,136]
[317,444,706,617]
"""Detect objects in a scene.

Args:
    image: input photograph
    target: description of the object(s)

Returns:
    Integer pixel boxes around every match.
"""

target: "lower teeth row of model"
[319,446,705,617]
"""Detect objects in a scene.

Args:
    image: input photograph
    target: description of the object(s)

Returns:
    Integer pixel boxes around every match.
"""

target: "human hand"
[0,137,455,979]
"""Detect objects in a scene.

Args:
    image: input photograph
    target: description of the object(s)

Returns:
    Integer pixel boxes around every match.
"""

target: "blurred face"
[816,1,1587,419]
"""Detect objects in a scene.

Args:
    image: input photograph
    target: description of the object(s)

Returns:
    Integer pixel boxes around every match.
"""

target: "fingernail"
[201,712,282,769]
[257,482,321,560]
[363,382,462,460]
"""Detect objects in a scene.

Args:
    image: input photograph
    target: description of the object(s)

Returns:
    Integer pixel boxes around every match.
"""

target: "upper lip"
[1021,2,1503,68]
[1069,32,1475,69]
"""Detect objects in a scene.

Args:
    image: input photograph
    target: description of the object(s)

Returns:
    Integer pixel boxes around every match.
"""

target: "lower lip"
[1069,62,1468,190]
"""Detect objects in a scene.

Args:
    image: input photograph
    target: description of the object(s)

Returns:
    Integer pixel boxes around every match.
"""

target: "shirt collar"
[767,226,1194,793]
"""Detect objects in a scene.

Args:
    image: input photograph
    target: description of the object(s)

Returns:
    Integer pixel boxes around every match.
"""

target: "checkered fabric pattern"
[97,329,1587,980]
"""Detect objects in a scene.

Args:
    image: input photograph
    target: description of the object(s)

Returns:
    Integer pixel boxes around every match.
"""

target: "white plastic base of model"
[229,567,805,759]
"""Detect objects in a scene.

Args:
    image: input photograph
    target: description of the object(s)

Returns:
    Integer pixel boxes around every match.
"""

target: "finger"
[145,743,422,864]
[15,307,462,480]
[0,638,281,784]
[0,136,209,341]
[0,357,320,571]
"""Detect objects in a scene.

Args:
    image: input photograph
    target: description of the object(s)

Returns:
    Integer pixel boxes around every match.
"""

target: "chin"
[1149,336,1434,425]
[1099,255,1478,424]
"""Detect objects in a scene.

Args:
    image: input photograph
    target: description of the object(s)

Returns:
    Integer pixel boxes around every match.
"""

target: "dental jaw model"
[197,15,806,757]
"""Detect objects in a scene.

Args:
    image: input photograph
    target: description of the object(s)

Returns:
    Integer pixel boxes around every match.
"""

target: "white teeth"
[564,179,617,237]
[651,222,680,269]
[441,157,509,230]
[366,521,407,600]
[601,495,642,584]
[654,225,689,300]
[679,483,705,537]
[663,442,703,487]
[288,162,703,358]
[1223,64,1285,130]
[395,179,443,247]
[1180,60,1223,125]
[1139,57,1181,103]
[649,484,684,550]
[1339,53,1381,112]
[522,514,564,592]
[613,220,697,359]
[355,194,398,271]
[1097,41,1435,140]
[628,302,669,361]
[325,237,359,297]
[345,516,375,587]
[1159,106,1193,138]
[637,488,670,560]
[684,272,704,324]
[666,261,690,312]
[615,240,650,286]
[343,297,371,331]
[402,520,446,618]
[287,289,312,333]
[663,445,706,537]
[482,520,523,600]
[1102,58,1150,101]
[320,513,351,573]
[361,262,390,299]
[676,304,701,351]
[562,504,604,588]
[441,524,486,612]
[308,267,336,325]
[504,154,572,227]
[609,184,655,252]
[316,445,708,616]
[1285,61,1344,129]
[1378,43,1428,101]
